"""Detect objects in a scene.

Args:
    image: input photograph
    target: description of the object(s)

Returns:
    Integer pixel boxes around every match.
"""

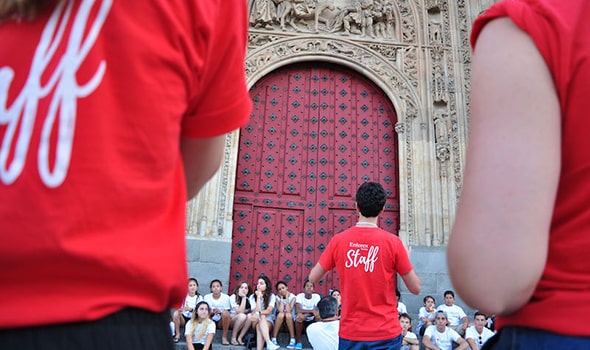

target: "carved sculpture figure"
[249,0,278,29]
[341,2,363,35]
[276,0,335,32]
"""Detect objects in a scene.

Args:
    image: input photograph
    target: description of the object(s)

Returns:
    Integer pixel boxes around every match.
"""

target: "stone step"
[174,330,313,350]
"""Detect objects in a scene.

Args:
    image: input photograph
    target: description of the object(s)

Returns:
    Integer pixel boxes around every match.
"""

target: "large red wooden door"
[230,63,399,295]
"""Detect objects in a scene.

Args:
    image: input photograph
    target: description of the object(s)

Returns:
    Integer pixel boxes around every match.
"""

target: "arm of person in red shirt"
[400,269,421,295]
[308,263,328,286]
[447,17,560,316]
[181,135,226,199]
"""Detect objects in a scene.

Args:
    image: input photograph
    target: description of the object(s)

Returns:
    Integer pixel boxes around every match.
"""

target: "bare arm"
[447,17,560,315]
[400,269,421,295]
[461,316,469,330]
[454,337,468,350]
[261,297,275,316]
[421,334,439,350]
[466,338,480,350]
[287,294,296,312]
[308,263,329,285]
[203,332,215,350]
[181,135,226,200]
[234,295,247,314]
[186,334,194,350]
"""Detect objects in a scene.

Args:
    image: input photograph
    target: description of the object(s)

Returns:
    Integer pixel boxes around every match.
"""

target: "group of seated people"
[171,277,493,350]
[397,290,496,350]
[170,276,342,350]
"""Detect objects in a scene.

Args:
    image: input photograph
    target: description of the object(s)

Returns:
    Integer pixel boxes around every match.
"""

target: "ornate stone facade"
[187,0,497,247]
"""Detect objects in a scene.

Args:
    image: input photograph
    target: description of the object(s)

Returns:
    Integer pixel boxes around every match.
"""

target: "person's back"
[309,182,421,348]
[0,0,251,348]
[448,0,590,346]
[329,226,408,338]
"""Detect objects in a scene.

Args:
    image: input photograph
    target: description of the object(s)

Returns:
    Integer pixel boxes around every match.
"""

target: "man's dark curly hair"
[355,182,386,218]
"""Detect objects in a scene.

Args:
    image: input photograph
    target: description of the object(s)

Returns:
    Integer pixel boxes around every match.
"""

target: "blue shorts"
[339,334,402,350]
[483,326,590,350]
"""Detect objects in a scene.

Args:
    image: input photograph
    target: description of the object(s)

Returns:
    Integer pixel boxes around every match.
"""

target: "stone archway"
[230,61,402,294]
[245,36,423,245]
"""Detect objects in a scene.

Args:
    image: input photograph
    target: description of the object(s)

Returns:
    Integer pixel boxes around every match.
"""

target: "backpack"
[244,332,257,349]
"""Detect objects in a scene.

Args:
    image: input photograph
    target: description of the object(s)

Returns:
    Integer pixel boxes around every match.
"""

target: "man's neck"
[357,214,378,224]
[321,315,338,322]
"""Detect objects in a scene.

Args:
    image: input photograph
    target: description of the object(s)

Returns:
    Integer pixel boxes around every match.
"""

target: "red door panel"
[230,63,400,296]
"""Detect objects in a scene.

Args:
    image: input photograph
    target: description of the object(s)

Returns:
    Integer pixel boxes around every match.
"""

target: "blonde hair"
[189,301,212,342]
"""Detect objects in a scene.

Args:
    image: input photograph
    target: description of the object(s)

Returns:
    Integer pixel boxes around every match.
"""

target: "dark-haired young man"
[309,182,421,350]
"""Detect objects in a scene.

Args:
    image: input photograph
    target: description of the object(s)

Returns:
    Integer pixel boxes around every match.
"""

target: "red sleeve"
[471,0,574,106]
[182,0,252,138]
[318,236,337,271]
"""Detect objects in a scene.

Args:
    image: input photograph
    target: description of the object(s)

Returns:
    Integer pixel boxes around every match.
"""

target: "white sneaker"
[287,339,296,349]
[267,341,280,350]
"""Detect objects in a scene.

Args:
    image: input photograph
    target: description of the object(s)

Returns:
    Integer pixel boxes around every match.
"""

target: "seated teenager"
[423,311,468,350]
[203,279,231,345]
[294,280,321,350]
[399,313,419,350]
[465,312,495,350]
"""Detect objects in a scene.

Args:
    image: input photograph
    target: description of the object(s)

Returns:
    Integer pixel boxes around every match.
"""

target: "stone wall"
[398,245,476,322]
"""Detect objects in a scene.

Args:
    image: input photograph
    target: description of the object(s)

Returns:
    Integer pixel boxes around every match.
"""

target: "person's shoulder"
[424,324,436,333]
[464,325,477,337]
[483,327,495,336]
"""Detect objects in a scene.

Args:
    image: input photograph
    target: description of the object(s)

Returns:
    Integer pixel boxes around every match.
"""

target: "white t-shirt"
[397,301,408,314]
[401,331,418,350]
[417,306,436,331]
[465,325,495,348]
[229,294,252,315]
[249,293,277,322]
[184,319,216,344]
[295,293,321,321]
[307,320,339,350]
[276,293,296,319]
[436,304,467,326]
[181,294,204,319]
[424,325,462,350]
[204,293,231,322]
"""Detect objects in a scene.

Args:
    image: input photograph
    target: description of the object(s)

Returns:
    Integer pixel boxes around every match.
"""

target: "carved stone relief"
[246,0,421,43]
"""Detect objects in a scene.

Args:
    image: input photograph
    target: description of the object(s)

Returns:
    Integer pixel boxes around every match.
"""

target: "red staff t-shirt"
[318,226,413,341]
[0,0,251,328]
